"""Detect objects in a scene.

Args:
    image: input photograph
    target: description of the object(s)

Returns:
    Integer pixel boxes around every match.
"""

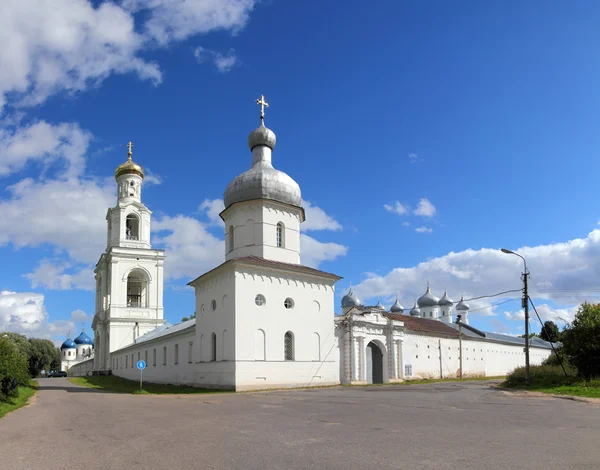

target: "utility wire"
[527,296,569,377]
[463,288,523,302]
[468,297,520,314]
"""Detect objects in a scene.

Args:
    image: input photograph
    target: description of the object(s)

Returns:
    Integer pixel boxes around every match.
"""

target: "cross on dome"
[127,141,133,160]
[256,94,269,122]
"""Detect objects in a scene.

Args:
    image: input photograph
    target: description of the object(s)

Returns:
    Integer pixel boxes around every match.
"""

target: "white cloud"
[193,47,240,73]
[127,0,256,46]
[414,198,436,217]
[300,234,347,269]
[0,290,47,333]
[302,200,342,231]
[153,215,225,281]
[0,290,93,341]
[0,121,91,178]
[24,260,95,291]
[415,226,433,234]
[384,201,409,216]
[199,198,225,226]
[352,229,600,323]
[0,176,114,264]
[504,304,578,325]
[402,221,411,227]
[408,153,421,163]
[0,0,257,112]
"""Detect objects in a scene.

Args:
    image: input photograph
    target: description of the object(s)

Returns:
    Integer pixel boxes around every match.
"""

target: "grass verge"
[68,375,230,395]
[0,381,38,419]
[501,365,600,399]
[345,376,505,387]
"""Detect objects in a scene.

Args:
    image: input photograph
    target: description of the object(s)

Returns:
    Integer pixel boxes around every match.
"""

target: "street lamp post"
[501,248,530,385]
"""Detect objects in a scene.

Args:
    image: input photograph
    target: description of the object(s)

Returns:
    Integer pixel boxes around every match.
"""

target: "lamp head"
[501,248,514,254]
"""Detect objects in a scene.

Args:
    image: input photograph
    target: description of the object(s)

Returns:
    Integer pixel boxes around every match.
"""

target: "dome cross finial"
[256,94,269,123]
[127,141,133,161]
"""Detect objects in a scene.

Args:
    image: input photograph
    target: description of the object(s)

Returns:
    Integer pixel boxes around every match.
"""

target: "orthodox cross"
[81,322,85,332]
[127,141,133,160]
[256,95,269,122]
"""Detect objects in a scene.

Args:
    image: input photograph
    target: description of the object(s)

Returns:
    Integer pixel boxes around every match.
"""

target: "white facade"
[67,106,555,390]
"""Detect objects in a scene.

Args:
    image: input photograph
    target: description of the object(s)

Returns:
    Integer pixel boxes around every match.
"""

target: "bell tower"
[92,142,165,373]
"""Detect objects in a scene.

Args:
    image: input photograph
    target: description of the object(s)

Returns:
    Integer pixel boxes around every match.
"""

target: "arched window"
[125,214,140,240]
[211,332,217,362]
[276,222,284,248]
[228,225,234,253]
[127,270,148,308]
[284,331,294,361]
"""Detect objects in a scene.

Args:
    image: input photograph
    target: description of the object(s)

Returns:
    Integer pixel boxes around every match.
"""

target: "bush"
[561,302,600,380]
[0,337,30,401]
[542,351,566,367]
[505,364,575,388]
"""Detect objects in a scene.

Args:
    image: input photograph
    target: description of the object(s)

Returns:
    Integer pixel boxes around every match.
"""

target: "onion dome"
[341,287,362,309]
[248,123,277,151]
[417,284,440,307]
[223,97,302,211]
[61,337,76,349]
[409,302,421,316]
[74,330,93,345]
[390,296,404,313]
[115,141,144,179]
[439,291,454,306]
[375,300,385,310]
[456,296,470,311]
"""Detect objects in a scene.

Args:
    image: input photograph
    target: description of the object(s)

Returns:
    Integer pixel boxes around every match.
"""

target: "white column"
[390,339,398,380]
[353,337,361,381]
[359,337,366,381]
[397,340,404,379]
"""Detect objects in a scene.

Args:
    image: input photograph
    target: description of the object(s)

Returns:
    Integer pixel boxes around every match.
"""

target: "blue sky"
[2,0,600,344]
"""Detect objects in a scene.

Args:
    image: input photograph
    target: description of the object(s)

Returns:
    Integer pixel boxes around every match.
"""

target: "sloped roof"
[188,256,341,285]
[383,312,460,337]
[134,319,195,346]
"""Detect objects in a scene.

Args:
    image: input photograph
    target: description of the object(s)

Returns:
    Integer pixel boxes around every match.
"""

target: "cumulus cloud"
[300,235,347,269]
[0,121,91,178]
[24,260,95,291]
[415,226,433,234]
[302,200,342,231]
[193,47,240,73]
[199,198,225,226]
[0,290,47,333]
[0,0,257,112]
[414,198,436,217]
[384,201,409,216]
[408,153,422,163]
[352,229,600,321]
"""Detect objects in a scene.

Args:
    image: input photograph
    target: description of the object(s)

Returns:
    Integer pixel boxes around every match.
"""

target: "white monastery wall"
[69,358,94,376]
[233,268,339,391]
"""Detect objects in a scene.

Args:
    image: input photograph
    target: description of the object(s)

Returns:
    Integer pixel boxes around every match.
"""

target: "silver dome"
[375,300,385,310]
[342,288,362,309]
[223,123,302,210]
[417,287,440,307]
[248,123,276,150]
[456,297,470,311]
[409,303,421,316]
[439,291,454,306]
[390,298,404,313]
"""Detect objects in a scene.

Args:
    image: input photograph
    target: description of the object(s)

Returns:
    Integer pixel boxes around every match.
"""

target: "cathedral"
[66,97,554,388]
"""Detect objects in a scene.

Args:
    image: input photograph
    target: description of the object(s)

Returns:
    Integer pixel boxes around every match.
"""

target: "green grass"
[345,376,505,387]
[0,381,38,419]
[68,375,231,395]
[502,365,600,399]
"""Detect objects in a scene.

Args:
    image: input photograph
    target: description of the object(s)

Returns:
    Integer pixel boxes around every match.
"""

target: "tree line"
[0,333,60,402]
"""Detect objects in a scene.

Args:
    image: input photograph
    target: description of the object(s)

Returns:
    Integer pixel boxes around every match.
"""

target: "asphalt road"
[1,378,599,469]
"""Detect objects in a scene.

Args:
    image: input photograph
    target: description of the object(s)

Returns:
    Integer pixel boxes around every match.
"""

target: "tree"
[539,320,560,343]
[0,337,29,401]
[27,339,60,377]
[561,302,600,380]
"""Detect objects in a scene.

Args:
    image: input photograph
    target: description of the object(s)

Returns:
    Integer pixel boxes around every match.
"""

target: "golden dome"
[114,142,144,179]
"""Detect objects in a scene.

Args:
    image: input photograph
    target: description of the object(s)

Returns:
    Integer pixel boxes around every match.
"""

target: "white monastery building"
[67,97,554,387]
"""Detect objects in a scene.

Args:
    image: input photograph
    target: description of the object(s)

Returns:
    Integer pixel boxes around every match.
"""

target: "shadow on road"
[35,379,116,394]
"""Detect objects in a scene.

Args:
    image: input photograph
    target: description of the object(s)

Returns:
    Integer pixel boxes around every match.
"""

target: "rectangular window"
[163,346,167,365]
[131,353,134,367]
[153,349,156,366]
[405,364,413,376]
[174,344,179,365]
[145,350,148,365]
[137,351,140,362]
[126,355,128,368]
[188,342,193,363]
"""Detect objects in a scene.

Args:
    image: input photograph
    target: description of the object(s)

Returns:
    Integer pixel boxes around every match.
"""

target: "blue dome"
[61,338,76,349]
[74,331,93,345]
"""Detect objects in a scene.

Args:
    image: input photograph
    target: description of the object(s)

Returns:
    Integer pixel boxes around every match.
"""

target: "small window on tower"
[129,181,135,197]
[125,214,139,240]
[228,226,234,253]
[276,222,285,248]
